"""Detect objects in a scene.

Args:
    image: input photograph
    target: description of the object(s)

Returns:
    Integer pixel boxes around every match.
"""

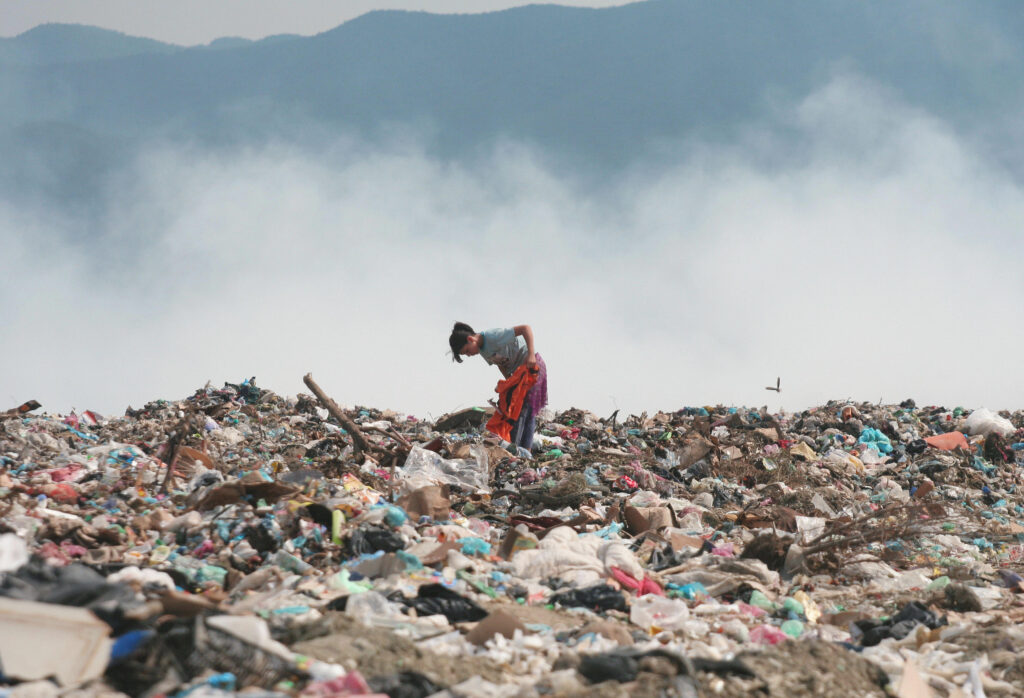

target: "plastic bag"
[578,648,716,685]
[344,592,406,624]
[749,624,788,645]
[629,595,689,631]
[176,616,306,688]
[965,408,1015,438]
[346,526,406,556]
[0,534,28,573]
[400,583,487,623]
[858,427,893,454]
[399,446,490,494]
[550,584,627,612]
[367,671,441,698]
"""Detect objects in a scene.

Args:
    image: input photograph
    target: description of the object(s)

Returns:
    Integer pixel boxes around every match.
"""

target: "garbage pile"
[2,379,1024,698]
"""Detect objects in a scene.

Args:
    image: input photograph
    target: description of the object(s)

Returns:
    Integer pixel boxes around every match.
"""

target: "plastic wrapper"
[399,446,490,494]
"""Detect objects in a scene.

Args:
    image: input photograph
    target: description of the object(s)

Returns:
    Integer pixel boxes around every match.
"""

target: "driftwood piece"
[303,373,372,463]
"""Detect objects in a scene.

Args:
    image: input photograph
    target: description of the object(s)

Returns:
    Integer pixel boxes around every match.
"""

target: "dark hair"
[449,322,475,363]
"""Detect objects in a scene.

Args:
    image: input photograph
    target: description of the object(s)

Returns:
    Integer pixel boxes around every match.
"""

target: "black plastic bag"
[346,526,406,557]
[245,522,281,553]
[892,601,945,629]
[0,559,144,632]
[368,671,442,698]
[855,601,946,646]
[579,647,753,685]
[579,653,638,682]
[550,584,627,612]
[906,439,927,455]
[402,583,487,623]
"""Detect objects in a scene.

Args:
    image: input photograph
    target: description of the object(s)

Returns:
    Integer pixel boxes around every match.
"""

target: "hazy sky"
[1,0,632,45]
[3,72,1023,418]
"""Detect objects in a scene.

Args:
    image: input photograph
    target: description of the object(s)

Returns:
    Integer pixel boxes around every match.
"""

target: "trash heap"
[2,380,1024,698]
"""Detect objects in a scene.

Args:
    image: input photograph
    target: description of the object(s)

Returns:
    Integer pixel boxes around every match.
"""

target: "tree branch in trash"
[788,502,945,573]
[159,411,202,494]
[302,373,384,464]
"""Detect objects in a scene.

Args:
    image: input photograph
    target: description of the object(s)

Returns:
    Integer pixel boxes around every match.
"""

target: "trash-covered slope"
[2,379,1023,697]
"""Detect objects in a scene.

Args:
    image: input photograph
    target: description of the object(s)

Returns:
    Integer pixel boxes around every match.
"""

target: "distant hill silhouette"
[2,0,1023,219]
[201,35,302,51]
[0,23,182,66]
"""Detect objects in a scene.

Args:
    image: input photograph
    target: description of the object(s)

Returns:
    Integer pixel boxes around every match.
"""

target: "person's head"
[449,322,478,363]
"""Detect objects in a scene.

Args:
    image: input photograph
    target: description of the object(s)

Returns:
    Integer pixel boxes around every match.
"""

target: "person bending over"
[449,322,548,452]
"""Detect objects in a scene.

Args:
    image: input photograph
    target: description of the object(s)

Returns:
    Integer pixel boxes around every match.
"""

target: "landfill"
[3,378,1024,698]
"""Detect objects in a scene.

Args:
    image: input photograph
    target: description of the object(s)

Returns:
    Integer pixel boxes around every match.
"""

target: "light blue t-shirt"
[479,327,528,377]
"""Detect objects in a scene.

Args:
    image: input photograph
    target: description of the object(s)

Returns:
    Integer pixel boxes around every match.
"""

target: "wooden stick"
[159,414,192,494]
[303,373,372,463]
[364,425,412,450]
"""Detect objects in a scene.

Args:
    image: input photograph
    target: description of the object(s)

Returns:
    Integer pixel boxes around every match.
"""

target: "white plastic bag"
[630,595,690,631]
[399,446,490,494]
[964,408,1014,438]
[0,534,28,573]
[344,591,406,624]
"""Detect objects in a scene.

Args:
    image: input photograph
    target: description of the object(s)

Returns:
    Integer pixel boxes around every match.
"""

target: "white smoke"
[2,73,1023,418]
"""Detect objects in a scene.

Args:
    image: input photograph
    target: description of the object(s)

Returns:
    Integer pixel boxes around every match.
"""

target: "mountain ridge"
[0,23,182,66]
[2,0,1024,221]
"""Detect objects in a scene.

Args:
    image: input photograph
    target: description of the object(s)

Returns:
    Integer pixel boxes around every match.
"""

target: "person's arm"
[513,325,536,368]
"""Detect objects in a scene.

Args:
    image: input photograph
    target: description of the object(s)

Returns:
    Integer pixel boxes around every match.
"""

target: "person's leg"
[521,402,537,451]
[512,398,536,452]
[510,400,526,449]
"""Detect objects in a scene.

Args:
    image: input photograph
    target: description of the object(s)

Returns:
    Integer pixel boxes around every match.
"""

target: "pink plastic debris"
[749,624,788,645]
[737,602,767,617]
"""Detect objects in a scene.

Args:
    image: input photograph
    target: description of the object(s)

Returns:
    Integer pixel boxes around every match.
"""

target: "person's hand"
[525,355,537,370]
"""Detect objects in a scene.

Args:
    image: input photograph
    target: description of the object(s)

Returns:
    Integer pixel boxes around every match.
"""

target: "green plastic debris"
[782,597,804,615]
[196,564,227,585]
[327,569,372,593]
[781,620,804,638]
[457,569,498,598]
[749,590,776,611]
[927,576,951,591]
[397,550,423,570]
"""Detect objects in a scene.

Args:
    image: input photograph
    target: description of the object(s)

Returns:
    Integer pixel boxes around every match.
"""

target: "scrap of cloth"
[527,353,548,415]
[486,364,539,441]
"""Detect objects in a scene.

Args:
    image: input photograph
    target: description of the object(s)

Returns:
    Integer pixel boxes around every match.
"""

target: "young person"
[449,322,548,451]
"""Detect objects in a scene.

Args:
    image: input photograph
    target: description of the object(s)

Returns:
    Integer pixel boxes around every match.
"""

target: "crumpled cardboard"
[466,610,528,646]
[397,485,451,521]
[624,505,675,534]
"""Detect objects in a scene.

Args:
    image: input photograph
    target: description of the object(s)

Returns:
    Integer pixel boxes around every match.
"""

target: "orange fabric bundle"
[924,431,969,451]
[485,365,538,441]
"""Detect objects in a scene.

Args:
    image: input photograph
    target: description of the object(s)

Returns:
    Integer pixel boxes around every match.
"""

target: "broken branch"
[302,373,372,463]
